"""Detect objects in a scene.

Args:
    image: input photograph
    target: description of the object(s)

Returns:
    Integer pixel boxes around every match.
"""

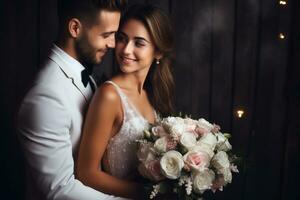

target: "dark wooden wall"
[1,0,299,199]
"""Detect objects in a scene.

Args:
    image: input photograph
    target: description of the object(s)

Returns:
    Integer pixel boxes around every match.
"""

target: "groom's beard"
[75,34,103,67]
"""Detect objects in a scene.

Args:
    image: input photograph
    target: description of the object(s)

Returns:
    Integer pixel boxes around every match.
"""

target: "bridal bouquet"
[136,116,239,199]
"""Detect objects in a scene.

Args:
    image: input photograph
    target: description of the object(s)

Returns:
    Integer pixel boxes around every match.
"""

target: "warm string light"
[279,1,287,40]
[279,33,285,39]
[279,1,287,5]
[236,110,244,118]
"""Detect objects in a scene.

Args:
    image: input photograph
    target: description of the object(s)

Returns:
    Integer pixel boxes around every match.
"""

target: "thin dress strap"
[103,80,130,123]
[104,80,158,124]
[104,81,126,100]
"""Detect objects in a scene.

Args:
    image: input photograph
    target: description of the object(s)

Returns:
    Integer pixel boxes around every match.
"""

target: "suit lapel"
[48,52,92,102]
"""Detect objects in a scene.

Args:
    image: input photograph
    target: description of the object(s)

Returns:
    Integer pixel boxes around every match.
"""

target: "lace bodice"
[104,81,155,179]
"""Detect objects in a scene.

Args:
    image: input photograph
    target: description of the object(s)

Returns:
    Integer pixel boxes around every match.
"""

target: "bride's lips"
[120,56,137,65]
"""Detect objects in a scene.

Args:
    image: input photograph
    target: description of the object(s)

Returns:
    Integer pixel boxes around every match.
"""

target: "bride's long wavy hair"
[119,4,175,116]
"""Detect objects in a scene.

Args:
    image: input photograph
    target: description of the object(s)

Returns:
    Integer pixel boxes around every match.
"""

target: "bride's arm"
[76,84,141,199]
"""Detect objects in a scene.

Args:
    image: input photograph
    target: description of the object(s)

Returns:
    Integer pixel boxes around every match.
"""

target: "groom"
[17,0,127,199]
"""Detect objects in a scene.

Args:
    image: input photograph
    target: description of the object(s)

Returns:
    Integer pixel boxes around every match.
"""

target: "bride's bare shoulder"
[92,82,120,105]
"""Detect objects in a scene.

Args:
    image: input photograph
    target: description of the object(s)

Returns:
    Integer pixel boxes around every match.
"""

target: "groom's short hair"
[57,0,127,28]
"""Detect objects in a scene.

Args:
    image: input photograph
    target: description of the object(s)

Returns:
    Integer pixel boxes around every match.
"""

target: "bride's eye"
[135,40,146,47]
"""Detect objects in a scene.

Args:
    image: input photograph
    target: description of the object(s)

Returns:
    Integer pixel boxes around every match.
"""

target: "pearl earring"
[156,59,160,65]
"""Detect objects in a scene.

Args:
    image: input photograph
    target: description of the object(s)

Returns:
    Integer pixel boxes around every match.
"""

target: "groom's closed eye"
[102,31,116,38]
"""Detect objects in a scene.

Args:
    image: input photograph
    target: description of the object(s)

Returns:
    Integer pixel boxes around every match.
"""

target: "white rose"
[211,151,230,176]
[160,150,184,179]
[165,116,184,123]
[212,169,232,186]
[162,117,185,136]
[180,132,197,150]
[222,168,232,184]
[161,117,181,127]
[192,144,215,159]
[197,118,214,131]
[197,132,217,151]
[184,118,198,126]
[154,136,168,153]
[215,133,232,152]
[137,143,156,163]
[192,169,215,194]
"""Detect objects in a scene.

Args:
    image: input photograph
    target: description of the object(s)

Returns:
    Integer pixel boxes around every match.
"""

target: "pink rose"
[166,137,178,150]
[138,159,165,182]
[154,136,178,153]
[186,124,197,133]
[184,118,198,132]
[195,126,210,137]
[211,124,221,133]
[183,151,210,171]
[196,118,214,136]
[137,143,156,163]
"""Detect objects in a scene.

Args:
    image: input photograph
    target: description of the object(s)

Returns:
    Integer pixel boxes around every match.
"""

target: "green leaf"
[223,133,231,139]
[158,181,172,194]
[178,145,188,155]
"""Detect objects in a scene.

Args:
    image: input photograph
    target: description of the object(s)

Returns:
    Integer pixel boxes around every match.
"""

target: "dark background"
[1,0,299,199]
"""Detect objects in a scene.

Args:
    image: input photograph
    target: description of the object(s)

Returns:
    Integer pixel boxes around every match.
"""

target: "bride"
[76,4,174,199]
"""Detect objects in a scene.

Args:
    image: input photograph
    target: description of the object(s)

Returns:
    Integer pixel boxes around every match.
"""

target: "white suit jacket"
[17,45,128,200]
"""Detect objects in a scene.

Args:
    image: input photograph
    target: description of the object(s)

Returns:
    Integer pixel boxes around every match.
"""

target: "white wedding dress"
[103,81,156,179]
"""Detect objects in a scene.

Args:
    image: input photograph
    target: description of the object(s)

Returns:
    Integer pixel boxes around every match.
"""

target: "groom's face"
[75,10,121,66]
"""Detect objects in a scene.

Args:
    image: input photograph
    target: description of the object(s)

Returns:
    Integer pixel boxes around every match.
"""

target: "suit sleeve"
[17,85,128,200]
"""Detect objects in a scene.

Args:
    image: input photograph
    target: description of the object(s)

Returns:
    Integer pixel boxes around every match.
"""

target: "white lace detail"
[104,81,154,179]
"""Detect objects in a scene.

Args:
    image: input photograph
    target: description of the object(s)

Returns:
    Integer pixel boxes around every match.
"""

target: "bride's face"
[115,19,158,74]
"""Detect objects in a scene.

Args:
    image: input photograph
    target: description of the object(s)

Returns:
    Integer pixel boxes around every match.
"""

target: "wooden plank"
[0,1,22,199]
[39,0,58,65]
[170,0,194,116]
[190,0,212,119]
[1,0,39,199]
[281,1,300,200]
[145,0,170,13]
[210,0,235,133]
[231,0,259,157]
[244,0,289,200]
[209,1,236,199]
[128,0,146,6]
[171,0,212,118]
[230,0,260,199]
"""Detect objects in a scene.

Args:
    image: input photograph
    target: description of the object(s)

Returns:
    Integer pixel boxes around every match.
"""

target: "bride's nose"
[122,41,134,55]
